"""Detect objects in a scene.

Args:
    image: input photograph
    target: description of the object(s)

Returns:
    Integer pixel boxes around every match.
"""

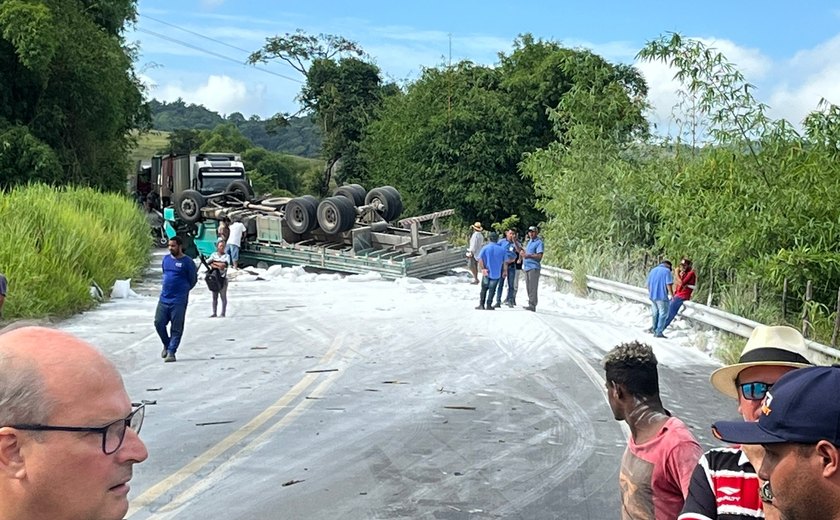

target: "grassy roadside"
[0,184,151,319]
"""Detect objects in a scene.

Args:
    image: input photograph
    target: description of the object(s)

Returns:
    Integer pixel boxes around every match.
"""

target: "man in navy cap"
[712,366,840,520]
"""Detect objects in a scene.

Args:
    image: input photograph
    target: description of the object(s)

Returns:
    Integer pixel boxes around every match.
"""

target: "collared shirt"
[478,242,508,279]
[679,447,763,520]
[468,231,484,256]
[647,263,674,300]
[523,237,543,271]
[160,255,198,305]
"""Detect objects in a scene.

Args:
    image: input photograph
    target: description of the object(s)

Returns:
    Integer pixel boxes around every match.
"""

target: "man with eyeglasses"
[0,326,148,520]
[679,325,812,520]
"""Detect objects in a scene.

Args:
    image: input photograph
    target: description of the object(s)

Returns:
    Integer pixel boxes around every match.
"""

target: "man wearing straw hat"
[466,222,484,285]
[679,325,812,520]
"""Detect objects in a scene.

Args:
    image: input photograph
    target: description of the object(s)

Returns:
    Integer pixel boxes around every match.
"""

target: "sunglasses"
[738,381,773,401]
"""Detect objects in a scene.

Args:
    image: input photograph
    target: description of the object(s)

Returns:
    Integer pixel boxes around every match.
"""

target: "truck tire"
[174,190,206,224]
[317,196,357,234]
[225,180,254,200]
[332,184,366,206]
[365,186,403,221]
[285,196,318,235]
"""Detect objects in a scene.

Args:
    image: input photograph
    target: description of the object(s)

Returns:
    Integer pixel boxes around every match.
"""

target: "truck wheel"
[225,180,254,200]
[175,190,206,224]
[332,184,366,206]
[365,186,402,221]
[285,196,318,234]
[317,196,357,234]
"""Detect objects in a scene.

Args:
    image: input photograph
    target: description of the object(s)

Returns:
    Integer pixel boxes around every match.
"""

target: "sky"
[130,0,840,134]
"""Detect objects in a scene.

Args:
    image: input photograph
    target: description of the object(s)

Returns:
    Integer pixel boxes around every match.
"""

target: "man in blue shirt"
[492,228,521,309]
[476,232,507,310]
[522,226,544,312]
[646,260,674,338]
[155,236,198,362]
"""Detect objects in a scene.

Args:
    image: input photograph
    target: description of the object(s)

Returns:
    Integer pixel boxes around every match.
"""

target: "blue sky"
[130,1,840,133]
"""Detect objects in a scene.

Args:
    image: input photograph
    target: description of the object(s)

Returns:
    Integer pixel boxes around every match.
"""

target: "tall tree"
[0,0,148,191]
[249,30,388,194]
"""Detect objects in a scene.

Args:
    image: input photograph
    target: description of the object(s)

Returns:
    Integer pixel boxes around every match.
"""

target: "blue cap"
[712,366,840,445]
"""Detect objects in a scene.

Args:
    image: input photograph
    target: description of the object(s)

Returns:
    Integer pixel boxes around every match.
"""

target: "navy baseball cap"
[712,366,840,445]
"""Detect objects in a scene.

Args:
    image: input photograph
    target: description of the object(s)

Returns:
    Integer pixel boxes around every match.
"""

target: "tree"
[0,0,148,191]
[198,124,253,153]
[249,31,388,194]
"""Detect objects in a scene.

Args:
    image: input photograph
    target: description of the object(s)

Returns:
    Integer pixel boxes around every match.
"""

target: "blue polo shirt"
[647,263,673,300]
[160,255,198,305]
[498,238,518,262]
[523,237,544,271]
[478,242,508,280]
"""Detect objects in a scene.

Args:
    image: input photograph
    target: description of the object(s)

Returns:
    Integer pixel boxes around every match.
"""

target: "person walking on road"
[604,340,702,520]
[711,365,840,520]
[521,226,543,312]
[225,217,247,270]
[646,260,673,338]
[476,232,507,310]
[466,222,484,284]
[155,236,197,363]
[0,326,148,520]
[680,325,812,520]
[208,239,230,318]
[663,258,696,333]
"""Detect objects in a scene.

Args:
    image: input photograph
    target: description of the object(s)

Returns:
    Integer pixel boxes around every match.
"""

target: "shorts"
[225,244,241,263]
[467,256,478,270]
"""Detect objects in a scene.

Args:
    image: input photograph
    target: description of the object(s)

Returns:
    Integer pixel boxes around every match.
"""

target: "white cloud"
[150,75,266,117]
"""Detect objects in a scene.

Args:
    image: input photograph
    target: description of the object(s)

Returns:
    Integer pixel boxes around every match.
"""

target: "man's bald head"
[0,327,119,426]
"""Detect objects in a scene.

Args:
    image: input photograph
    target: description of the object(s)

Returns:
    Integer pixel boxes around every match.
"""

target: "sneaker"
[653,333,667,339]
[475,305,485,310]
[164,352,177,362]
[210,314,217,318]
[505,301,514,308]
[494,302,502,309]
[486,305,495,311]
[161,348,168,359]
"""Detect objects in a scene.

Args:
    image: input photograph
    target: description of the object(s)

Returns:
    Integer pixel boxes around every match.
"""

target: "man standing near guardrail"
[521,226,543,312]
[679,325,812,520]
[646,260,673,338]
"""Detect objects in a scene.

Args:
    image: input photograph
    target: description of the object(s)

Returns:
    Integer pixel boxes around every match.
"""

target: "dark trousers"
[155,300,187,354]
[479,277,500,307]
[497,265,517,304]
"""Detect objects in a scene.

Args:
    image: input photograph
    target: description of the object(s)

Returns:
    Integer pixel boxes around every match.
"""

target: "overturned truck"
[164,184,466,279]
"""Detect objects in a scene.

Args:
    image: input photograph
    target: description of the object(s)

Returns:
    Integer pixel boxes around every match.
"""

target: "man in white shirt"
[225,218,247,269]
[466,222,484,284]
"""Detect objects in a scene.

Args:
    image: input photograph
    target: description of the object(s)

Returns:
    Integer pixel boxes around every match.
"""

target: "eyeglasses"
[7,403,145,455]
[738,381,773,401]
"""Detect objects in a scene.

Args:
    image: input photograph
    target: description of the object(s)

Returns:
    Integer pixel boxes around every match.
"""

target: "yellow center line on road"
[126,335,346,518]
[147,369,345,518]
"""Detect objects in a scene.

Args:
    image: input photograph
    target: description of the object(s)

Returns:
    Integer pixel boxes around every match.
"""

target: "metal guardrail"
[541,266,840,360]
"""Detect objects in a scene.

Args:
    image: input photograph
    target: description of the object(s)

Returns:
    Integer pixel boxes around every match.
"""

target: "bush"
[0,184,150,318]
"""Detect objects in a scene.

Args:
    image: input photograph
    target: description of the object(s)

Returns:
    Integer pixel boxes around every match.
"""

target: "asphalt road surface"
[57,258,734,520]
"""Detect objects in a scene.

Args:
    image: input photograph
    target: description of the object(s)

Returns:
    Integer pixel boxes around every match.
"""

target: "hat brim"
[710,361,811,399]
[712,420,788,445]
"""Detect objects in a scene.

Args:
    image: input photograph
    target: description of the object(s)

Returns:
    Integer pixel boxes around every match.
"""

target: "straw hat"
[710,325,812,399]
[471,222,483,232]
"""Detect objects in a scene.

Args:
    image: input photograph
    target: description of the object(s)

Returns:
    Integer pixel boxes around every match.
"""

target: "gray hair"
[0,352,54,426]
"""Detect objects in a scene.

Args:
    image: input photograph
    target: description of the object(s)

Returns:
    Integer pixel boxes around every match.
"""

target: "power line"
[139,13,253,55]
[135,27,302,83]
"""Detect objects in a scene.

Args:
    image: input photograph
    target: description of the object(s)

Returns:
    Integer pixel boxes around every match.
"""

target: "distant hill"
[148,99,321,158]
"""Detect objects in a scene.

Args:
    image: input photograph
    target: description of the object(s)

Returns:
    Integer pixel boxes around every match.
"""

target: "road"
[57,255,733,519]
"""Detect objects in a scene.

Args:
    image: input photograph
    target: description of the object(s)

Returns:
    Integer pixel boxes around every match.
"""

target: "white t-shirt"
[227,222,246,248]
[209,252,230,277]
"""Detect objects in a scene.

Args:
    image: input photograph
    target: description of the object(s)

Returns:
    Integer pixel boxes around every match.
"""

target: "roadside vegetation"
[0,184,150,319]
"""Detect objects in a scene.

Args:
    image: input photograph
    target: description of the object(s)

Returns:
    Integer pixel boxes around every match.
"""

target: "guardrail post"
[706,269,714,307]
[802,280,813,339]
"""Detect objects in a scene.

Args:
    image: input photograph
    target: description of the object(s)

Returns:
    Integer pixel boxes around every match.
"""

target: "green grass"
[128,130,170,165]
[0,184,151,319]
